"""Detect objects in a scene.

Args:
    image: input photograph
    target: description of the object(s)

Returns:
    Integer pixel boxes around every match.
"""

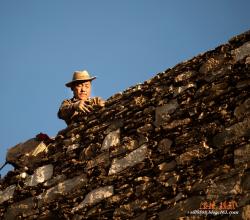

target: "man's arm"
[58,99,95,125]
[57,99,77,125]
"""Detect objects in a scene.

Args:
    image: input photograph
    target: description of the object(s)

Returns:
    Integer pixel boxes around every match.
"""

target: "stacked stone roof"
[0,30,250,220]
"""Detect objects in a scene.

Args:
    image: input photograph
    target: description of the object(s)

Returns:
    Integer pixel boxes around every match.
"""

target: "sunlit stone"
[72,186,114,212]
[102,129,120,150]
[0,185,16,204]
[109,144,148,175]
[25,164,53,186]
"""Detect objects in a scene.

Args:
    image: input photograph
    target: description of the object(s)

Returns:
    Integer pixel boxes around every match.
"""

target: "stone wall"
[0,30,250,220]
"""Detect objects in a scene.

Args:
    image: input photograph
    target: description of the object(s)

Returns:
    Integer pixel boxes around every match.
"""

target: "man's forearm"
[58,100,76,124]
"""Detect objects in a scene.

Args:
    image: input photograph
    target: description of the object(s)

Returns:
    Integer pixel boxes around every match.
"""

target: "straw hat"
[65,70,96,87]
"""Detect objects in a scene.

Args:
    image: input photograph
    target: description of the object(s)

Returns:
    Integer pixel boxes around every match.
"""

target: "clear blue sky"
[0,0,249,176]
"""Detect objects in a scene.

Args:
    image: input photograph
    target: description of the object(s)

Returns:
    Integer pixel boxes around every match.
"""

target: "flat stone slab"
[72,186,114,212]
[25,164,53,186]
[109,144,148,175]
[0,185,16,205]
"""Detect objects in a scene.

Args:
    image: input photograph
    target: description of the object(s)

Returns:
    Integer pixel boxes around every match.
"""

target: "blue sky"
[0,0,249,176]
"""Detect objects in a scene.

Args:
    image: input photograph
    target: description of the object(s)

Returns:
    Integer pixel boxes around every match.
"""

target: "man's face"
[72,81,91,101]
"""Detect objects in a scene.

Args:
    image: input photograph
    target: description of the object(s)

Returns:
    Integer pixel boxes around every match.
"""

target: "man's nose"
[81,88,88,93]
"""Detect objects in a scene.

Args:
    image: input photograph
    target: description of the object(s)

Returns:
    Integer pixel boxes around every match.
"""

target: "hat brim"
[65,76,97,87]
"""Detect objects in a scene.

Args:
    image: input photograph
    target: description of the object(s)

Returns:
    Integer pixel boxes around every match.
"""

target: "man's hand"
[73,100,93,113]
[92,97,105,107]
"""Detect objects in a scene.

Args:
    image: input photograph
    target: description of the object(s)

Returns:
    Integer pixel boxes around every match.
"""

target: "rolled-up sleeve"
[58,99,77,125]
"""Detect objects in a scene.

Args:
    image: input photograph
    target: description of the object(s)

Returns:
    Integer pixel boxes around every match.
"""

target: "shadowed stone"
[158,160,176,172]
[104,119,124,134]
[234,144,250,165]
[137,123,153,134]
[241,171,250,191]
[4,197,37,220]
[155,99,179,127]
[236,79,250,89]
[213,116,250,148]
[132,212,147,220]
[157,138,173,154]
[114,199,148,218]
[232,41,250,61]
[176,149,201,165]
[162,118,191,130]
[43,174,67,187]
[158,196,203,220]
[86,152,110,169]
[110,136,140,157]
[206,174,240,196]
[234,98,250,120]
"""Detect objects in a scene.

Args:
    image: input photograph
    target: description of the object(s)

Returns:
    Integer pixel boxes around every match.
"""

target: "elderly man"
[58,70,105,125]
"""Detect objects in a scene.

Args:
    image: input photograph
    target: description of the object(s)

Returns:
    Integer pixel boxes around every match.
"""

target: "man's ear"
[70,83,76,91]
